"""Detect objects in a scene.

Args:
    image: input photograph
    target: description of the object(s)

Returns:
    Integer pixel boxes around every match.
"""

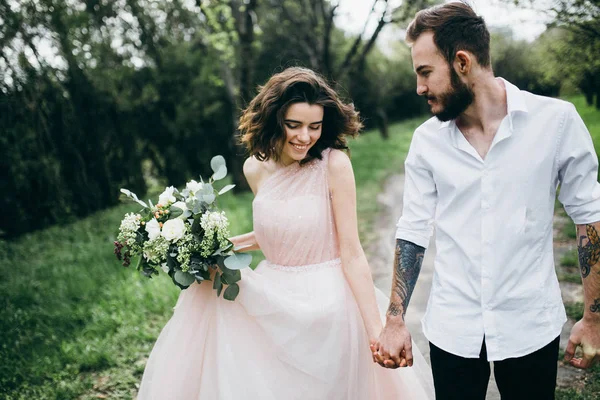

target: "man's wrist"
[583,312,600,323]
[385,313,406,325]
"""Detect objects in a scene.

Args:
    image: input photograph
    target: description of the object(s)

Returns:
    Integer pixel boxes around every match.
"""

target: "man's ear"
[454,51,472,76]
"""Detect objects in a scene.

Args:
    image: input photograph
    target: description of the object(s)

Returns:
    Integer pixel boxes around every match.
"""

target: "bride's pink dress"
[137,148,434,399]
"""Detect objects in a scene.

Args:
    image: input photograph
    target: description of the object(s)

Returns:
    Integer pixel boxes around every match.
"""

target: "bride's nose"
[297,127,310,142]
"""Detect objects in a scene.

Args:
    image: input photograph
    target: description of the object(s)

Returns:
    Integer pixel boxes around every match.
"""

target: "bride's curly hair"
[239,67,363,164]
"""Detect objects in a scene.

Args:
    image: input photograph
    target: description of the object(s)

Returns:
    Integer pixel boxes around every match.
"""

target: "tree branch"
[336,0,381,76]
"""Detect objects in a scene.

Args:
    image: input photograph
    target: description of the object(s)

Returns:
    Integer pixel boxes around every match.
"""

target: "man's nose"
[416,84,427,96]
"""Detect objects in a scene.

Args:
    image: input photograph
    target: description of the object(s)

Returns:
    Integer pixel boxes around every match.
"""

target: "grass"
[350,118,422,243]
[560,248,579,268]
[554,96,600,399]
[556,363,600,400]
[0,117,423,399]
[564,302,585,321]
[568,96,600,163]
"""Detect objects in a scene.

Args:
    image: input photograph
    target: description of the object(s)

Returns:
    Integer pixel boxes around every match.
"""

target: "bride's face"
[280,102,323,166]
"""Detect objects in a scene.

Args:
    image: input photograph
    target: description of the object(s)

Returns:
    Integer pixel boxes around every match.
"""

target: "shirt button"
[482,202,490,210]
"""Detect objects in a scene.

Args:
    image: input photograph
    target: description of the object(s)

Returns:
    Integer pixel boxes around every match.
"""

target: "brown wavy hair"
[239,67,362,164]
[406,2,491,68]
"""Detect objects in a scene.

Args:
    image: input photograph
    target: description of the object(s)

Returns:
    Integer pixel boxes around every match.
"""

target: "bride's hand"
[372,321,411,368]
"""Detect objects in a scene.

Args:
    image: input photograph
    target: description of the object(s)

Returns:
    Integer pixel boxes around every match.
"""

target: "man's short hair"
[406,2,491,68]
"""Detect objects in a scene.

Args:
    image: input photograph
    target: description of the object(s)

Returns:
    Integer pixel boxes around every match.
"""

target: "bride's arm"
[229,231,260,252]
[328,150,382,343]
[227,157,262,252]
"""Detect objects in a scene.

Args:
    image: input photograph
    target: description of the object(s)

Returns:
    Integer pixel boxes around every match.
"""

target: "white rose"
[161,219,186,242]
[186,180,203,195]
[158,186,176,206]
[171,201,190,218]
[145,218,161,241]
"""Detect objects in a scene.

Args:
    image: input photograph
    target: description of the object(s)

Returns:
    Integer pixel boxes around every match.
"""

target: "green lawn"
[568,96,600,176]
[0,117,421,399]
[556,96,600,399]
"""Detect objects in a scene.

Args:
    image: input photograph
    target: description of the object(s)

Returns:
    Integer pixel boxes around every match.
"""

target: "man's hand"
[565,318,600,369]
[371,320,413,369]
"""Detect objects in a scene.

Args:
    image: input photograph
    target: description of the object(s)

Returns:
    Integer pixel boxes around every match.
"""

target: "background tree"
[508,0,600,107]
[0,0,438,238]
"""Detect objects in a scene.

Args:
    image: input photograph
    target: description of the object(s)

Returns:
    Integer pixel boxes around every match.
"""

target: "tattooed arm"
[565,222,600,369]
[371,239,425,368]
[387,239,425,319]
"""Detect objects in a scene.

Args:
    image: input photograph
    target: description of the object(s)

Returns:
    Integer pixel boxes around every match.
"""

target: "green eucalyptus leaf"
[223,283,240,301]
[211,156,227,181]
[119,188,148,208]
[202,193,216,204]
[169,206,183,219]
[174,271,195,287]
[224,252,252,270]
[213,242,234,256]
[221,274,229,285]
[222,268,241,284]
[215,274,224,296]
[218,184,235,195]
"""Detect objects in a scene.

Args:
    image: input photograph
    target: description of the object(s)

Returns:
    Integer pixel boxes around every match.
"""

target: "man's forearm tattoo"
[578,224,600,278]
[387,239,425,318]
[388,302,402,317]
[591,299,600,313]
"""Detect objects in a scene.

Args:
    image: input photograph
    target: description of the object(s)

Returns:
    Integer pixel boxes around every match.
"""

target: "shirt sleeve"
[395,132,437,248]
[557,103,600,225]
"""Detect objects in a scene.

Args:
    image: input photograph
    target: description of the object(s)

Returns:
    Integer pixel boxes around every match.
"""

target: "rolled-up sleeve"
[557,103,600,225]
[395,132,437,248]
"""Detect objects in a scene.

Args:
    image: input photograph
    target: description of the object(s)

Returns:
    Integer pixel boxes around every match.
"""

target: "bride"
[137,67,434,399]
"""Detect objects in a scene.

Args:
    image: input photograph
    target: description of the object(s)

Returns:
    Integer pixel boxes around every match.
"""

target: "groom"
[372,2,600,399]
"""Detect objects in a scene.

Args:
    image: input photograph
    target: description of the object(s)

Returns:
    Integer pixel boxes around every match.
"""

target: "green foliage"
[568,96,600,157]
[490,30,560,96]
[1,0,433,238]
[560,249,579,268]
[555,363,600,399]
[564,302,585,321]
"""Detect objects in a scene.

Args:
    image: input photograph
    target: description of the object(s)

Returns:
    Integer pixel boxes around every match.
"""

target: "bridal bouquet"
[114,156,251,301]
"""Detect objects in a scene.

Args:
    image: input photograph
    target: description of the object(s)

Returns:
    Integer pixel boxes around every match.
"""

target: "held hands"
[370,320,413,369]
[565,318,600,369]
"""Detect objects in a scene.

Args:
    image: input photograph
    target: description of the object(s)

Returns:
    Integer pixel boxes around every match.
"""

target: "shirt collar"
[499,77,528,130]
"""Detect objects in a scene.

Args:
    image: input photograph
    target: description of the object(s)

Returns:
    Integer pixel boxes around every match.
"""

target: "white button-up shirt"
[396,78,600,361]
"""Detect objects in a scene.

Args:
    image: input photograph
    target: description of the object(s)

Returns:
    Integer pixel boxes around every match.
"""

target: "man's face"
[411,32,474,122]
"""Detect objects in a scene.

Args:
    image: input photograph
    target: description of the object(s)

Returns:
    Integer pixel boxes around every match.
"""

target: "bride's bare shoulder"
[243,156,272,194]
[327,149,352,175]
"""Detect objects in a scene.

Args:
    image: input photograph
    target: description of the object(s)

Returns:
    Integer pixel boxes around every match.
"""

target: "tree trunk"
[376,108,389,140]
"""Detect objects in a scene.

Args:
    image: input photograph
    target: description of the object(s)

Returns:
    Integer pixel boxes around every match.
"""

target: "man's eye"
[422,71,431,77]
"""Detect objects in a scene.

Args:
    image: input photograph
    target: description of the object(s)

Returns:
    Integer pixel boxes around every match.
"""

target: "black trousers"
[429,336,560,400]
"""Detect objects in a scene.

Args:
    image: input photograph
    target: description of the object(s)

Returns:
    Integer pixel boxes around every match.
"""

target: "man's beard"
[429,68,474,122]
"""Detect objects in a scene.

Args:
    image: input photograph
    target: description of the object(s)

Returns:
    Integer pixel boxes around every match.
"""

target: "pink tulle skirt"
[137,259,434,399]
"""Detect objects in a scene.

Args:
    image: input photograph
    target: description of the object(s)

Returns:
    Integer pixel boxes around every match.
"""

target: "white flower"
[160,262,169,273]
[171,201,191,219]
[186,180,203,195]
[161,219,186,242]
[199,211,230,257]
[145,218,161,241]
[158,186,177,206]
